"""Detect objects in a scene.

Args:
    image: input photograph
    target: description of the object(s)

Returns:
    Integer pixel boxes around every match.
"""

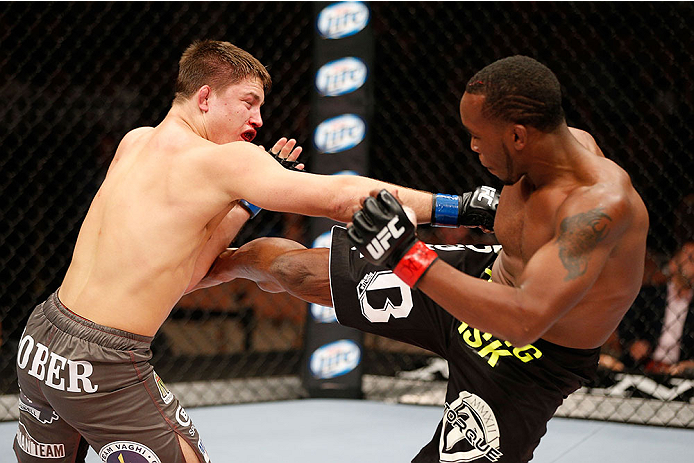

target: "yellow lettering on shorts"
[513,344,543,362]
[457,321,542,367]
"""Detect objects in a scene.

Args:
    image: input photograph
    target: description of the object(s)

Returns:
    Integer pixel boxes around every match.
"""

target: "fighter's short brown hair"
[174,40,271,104]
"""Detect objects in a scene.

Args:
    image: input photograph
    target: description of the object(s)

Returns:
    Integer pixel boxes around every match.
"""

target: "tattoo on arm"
[556,208,612,281]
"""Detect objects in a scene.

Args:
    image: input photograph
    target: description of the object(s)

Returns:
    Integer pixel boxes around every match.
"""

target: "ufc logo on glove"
[349,190,439,288]
[366,217,405,259]
[474,186,497,207]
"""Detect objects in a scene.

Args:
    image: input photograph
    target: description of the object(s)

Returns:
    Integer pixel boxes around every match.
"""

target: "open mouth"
[241,130,256,142]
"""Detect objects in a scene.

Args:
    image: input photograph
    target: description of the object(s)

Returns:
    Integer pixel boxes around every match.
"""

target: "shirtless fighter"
[194,56,649,462]
[13,40,452,462]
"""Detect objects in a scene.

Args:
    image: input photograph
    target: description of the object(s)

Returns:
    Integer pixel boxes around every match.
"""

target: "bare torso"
[491,131,648,348]
[59,120,247,336]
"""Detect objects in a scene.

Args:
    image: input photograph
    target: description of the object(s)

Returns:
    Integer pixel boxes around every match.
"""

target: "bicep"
[222,148,343,219]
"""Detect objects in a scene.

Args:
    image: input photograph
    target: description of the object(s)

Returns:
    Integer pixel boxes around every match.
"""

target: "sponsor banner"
[153,371,173,405]
[317,1,370,39]
[314,113,366,154]
[309,339,362,379]
[198,438,211,463]
[316,57,368,96]
[18,391,60,425]
[17,333,98,393]
[304,1,372,399]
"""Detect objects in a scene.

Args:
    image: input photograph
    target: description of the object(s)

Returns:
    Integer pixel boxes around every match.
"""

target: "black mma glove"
[239,147,305,218]
[431,185,499,231]
[348,190,439,288]
[268,148,304,172]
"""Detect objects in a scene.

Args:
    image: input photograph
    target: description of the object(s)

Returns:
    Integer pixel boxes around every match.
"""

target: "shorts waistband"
[41,290,153,350]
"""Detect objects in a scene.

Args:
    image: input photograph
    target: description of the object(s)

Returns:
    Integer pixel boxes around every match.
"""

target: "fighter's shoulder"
[119,126,155,147]
[109,127,155,164]
[558,175,638,237]
[195,141,269,165]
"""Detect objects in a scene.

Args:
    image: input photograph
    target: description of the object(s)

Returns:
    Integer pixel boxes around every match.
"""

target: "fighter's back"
[59,120,235,336]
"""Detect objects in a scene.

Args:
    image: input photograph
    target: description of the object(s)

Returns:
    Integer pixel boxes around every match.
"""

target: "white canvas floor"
[2,399,693,462]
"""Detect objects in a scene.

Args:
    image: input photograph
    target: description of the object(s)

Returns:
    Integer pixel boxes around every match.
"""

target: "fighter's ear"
[510,124,527,150]
[197,85,212,112]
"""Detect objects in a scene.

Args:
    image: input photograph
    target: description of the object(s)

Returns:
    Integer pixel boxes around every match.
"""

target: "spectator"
[616,241,694,376]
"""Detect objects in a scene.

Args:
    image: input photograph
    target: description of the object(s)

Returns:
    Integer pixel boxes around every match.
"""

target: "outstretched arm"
[201,141,434,224]
[190,238,333,307]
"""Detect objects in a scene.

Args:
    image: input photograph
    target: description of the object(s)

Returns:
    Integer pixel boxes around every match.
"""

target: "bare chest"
[493,185,565,264]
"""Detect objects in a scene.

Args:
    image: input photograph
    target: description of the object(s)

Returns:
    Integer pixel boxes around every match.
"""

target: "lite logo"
[310,303,338,323]
[365,217,405,260]
[314,114,365,154]
[315,57,367,96]
[317,1,369,39]
[309,339,361,379]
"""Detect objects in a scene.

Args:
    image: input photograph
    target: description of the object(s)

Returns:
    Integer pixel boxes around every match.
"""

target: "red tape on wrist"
[393,241,439,288]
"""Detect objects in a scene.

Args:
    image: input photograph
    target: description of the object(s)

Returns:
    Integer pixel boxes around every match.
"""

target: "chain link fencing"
[1,2,693,428]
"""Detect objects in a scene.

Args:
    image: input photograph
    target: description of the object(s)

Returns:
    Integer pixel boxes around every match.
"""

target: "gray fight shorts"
[14,290,210,462]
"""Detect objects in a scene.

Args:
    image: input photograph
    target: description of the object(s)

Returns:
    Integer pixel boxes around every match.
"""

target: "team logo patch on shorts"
[153,371,173,405]
[176,405,191,427]
[18,391,60,424]
[15,422,66,458]
[357,270,413,323]
[439,391,503,462]
[99,441,162,463]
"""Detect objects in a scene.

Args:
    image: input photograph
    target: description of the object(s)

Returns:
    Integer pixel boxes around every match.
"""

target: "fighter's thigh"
[178,434,203,463]
[57,371,210,463]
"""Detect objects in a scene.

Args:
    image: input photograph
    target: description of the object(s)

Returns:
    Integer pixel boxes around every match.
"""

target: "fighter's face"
[460,93,519,185]
[204,77,264,144]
